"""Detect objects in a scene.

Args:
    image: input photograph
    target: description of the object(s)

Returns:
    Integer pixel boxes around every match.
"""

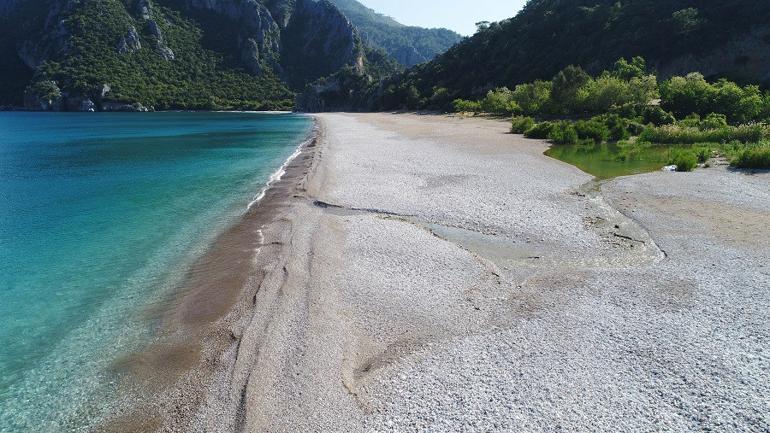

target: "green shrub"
[732,144,770,169]
[551,65,591,113]
[480,87,522,115]
[578,74,658,115]
[428,87,453,111]
[452,99,481,113]
[642,106,675,126]
[574,119,609,143]
[731,125,768,143]
[548,121,579,145]
[593,114,631,141]
[695,147,712,163]
[511,81,552,114]
[609,102,640,119]
[670,150,698,172]
[626,121,646,136]
[660,73,770,123]
[524,121,555,139]
[700,113,728,130]
[611,57,648,80]
[511,116,536,134]
[678,113,702,128]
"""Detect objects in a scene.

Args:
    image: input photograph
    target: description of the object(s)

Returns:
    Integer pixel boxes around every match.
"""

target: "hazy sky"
[356,0,527,36]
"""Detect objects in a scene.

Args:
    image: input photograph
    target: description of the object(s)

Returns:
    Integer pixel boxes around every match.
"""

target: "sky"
[356,0,527,36]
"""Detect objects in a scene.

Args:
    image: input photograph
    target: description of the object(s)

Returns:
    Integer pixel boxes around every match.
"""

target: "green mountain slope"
[0,0,398,110]
[326,0,462,67]
[408,0,770,98]
[298,0,770,111]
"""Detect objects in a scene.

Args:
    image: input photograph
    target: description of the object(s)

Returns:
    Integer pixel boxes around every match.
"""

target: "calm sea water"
[0,111,312,431]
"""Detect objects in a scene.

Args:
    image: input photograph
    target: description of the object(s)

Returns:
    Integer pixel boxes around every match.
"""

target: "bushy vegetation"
[441,58,770,123]
[669,150,699,172]
[642,106,676,126]
[524,121,555,139]
[479,88,522,115]
[548,121,579,145]
[453,88,523,116]
[574,119,609,143]
[660,73,770,123]
[639,124,768,144]
[418,55,770,173]
[510,116,535,134]
[511,81,551,115]
[452,99,481,113]
[732,143,770,169]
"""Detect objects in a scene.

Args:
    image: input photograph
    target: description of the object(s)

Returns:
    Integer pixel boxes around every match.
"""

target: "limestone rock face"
[0,0,17,15]
[281,0,364,87]
[265,0,295,28]
[240,38,264,75]
[184,0,363,83]
[187,0,281,74]
[64,95,96,112]
[17,41,46,69]
[102,101,150,112]
[147,19,175,60]
[117,26,141,54]
[136,0,152,19]
[4,0,376,110]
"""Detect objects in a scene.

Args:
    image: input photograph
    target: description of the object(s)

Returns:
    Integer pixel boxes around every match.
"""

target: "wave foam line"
[247,139,307,210]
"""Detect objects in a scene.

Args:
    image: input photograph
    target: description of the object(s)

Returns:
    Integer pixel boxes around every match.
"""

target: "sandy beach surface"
[115,113,769,432]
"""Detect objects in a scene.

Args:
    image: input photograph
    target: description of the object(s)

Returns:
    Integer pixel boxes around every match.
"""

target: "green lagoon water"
[0,111,312,431]
[545,141,677,179]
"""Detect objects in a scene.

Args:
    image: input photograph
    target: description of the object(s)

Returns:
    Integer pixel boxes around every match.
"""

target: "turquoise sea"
[0,111,312,431]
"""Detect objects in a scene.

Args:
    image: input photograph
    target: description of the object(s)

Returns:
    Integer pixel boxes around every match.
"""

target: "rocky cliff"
[0,0,391,110]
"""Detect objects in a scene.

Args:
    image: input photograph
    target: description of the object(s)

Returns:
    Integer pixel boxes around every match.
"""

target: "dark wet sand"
[97,121,322,433]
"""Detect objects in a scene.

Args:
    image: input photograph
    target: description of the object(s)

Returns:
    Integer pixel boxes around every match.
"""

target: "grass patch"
[639,124,768,144]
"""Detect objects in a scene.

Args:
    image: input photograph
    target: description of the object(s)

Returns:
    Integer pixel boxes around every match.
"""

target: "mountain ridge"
[297,0,770,111]
[0,0,438,110]
[407,0,770,98]
[326,0,463,67]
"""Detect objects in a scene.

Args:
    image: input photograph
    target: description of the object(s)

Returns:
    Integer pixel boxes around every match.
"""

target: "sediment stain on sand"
[113,113,770,433]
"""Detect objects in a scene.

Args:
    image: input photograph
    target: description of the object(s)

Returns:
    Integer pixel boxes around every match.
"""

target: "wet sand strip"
[98,119,322,432]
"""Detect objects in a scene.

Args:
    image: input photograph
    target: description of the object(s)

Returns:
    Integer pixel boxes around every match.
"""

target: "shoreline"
[102,112,769,432]
[0,108,300,114]
[98,117,323,432]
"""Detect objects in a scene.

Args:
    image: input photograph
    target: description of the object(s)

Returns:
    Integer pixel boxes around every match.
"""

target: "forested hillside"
[298,0,770,111]
[407,0,770,99]
[327,0,462,67]
[0,0,400,110]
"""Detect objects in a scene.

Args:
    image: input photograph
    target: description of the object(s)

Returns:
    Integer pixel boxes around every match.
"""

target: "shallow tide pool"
[545,141,680,179]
